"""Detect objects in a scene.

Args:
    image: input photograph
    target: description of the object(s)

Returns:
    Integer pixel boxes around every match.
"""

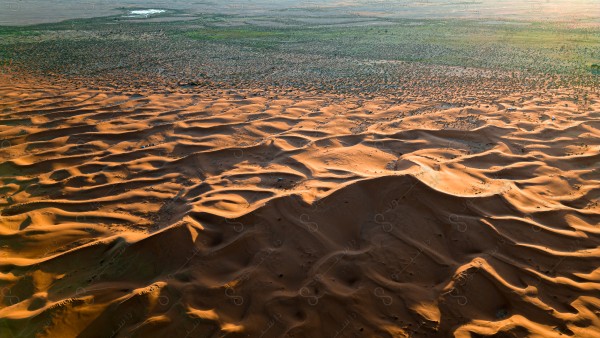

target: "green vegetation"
[182,19,600,73]
[1,11,598,92]
[0,26,40,36]
[0,26,41,45]
[185,28,283,41]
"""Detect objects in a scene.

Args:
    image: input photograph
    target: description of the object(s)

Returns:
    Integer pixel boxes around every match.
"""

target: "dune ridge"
[0,74,599,337]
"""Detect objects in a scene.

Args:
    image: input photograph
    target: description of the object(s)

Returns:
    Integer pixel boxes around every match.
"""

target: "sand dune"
[0,73,599,337]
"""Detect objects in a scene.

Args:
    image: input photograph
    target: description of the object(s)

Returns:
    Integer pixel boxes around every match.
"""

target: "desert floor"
[0,71,599,337]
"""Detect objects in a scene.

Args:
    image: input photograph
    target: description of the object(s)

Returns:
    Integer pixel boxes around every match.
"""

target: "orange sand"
[0,74,599,337]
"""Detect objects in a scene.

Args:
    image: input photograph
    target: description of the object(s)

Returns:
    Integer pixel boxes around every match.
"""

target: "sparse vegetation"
[1,11,598,95]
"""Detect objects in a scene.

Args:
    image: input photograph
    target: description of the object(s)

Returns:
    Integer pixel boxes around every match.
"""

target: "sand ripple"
[0,79,599,337]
